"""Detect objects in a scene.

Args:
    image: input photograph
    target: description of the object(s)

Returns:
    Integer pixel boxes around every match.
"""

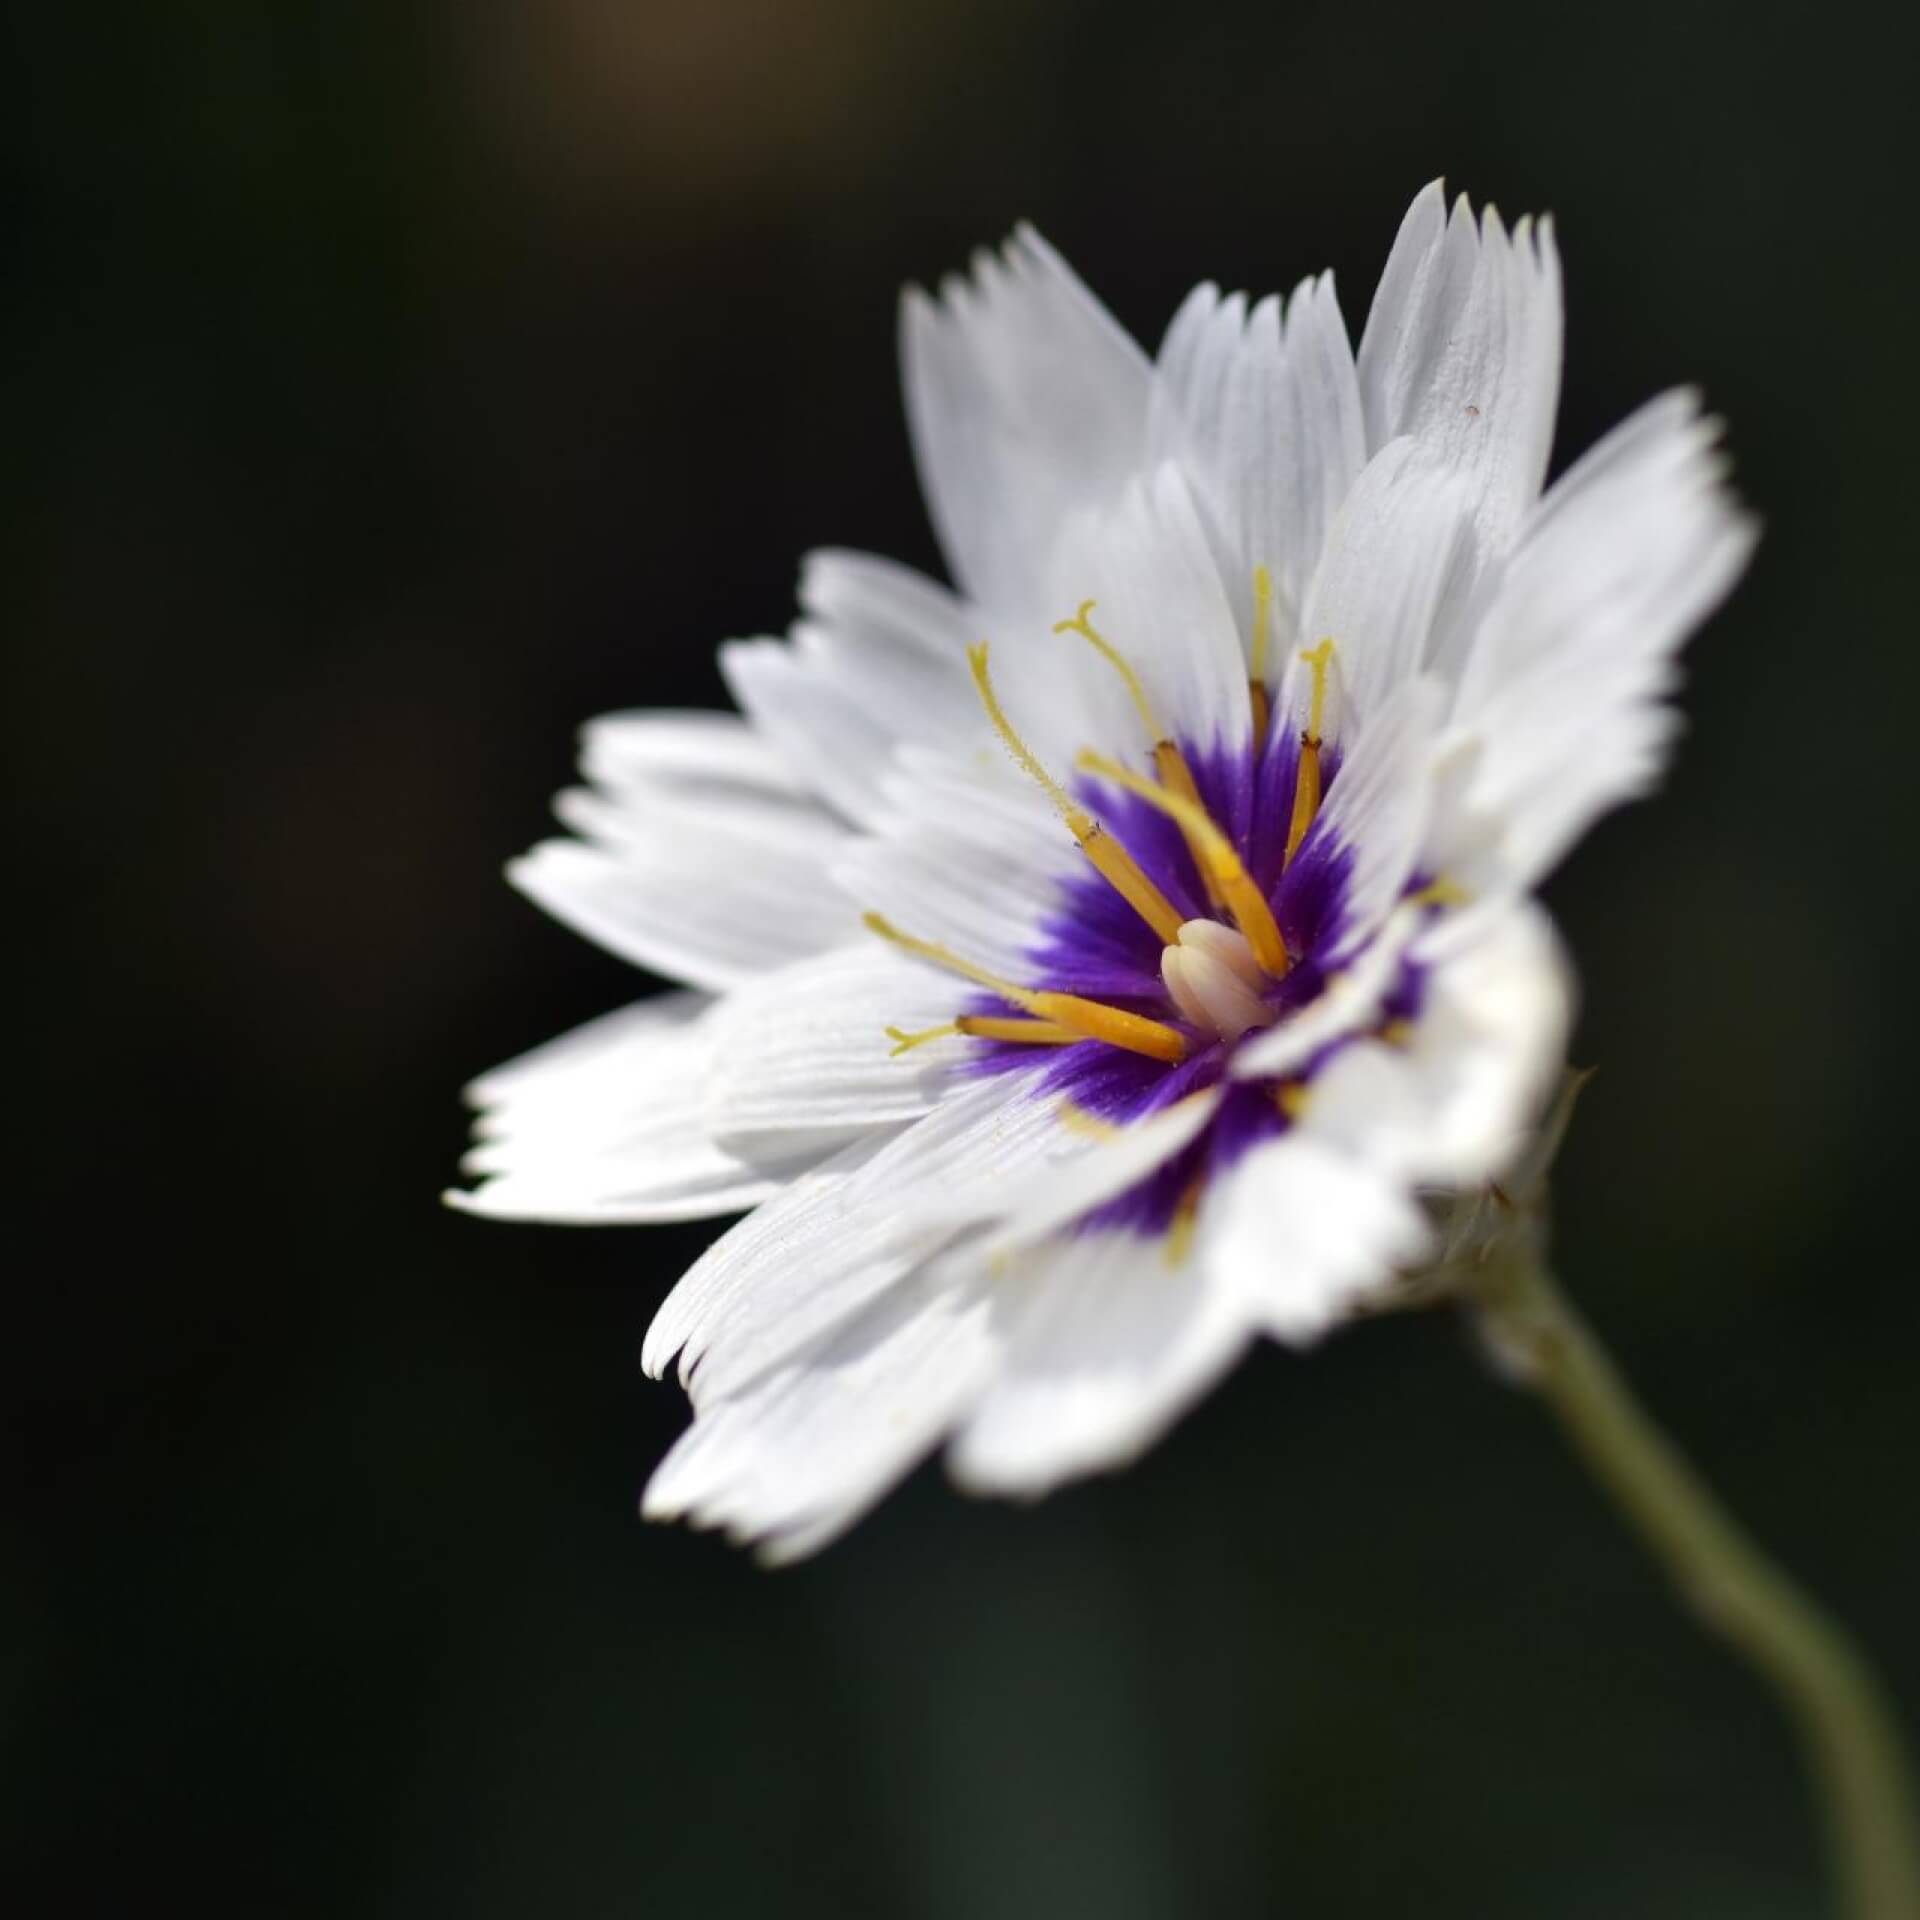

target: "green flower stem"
[1471,1235,1920,1920]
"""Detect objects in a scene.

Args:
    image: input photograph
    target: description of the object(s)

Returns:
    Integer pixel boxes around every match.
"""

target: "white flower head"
[451,183,1756,1563]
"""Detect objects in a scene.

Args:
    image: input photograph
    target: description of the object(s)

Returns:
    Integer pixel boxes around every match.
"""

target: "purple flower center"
[967,726,1423,1233]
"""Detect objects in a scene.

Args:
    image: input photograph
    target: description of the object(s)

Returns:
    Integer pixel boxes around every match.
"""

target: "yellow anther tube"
[1250,566,1276,685]
[1074,753,1290,978]
[961,1016,1080,1046]
[1049,599,1224,908]
[1283,639,1337,868]
[889,1016,1081,1055]
[864,914,1189,1064]
[885,1021,960,1056]
[1249,565,1276,740]
[968,644,1185,945]
[1152,740,1229,910]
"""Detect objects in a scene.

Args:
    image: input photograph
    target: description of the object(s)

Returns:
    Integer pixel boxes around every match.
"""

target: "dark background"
[9,2,1918,1914]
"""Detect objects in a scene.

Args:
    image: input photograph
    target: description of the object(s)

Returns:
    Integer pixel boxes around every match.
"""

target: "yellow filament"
[1250,565,1276,686]
[1283,640,1338,869]
[959,1016,1080,1046]
[1152,739,1202,806]
[1164,1176,1204,1268]
[1152,739,1227,908]
[1047,606,1222,909]
[1299,638,1335,740]
[863,913,1188,1063]
[1378,1019,1415,1047]
[1407,877,1471,909]
[1284,742,1321,866]
[1248,567,1279,741]
[1029,996,1189,1063]
[1052,600,1162,741]
[1275,1082,1311,1121]
[1078,836,1188,946]
[885,1016,1082,1056]
[968,642,1184,944]
[1074,753,1290,978]
[1057,1099,1122,1139]
[885,1021,960,1057]
[968,643,1085,827]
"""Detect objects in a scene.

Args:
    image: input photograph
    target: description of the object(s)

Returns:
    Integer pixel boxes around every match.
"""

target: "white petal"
[947,1230,1251,1497]
[1291,437,1474,733]
[1228,904,1419,1080]
[1357,183,1563,558]
[718,551,981,824]
[509,798,853,992]
[512,697,857,990]
[641,1075,1065,1402]
[704,941,964,1157]
[716,637,895,829]
[1303,675,1445,948]
[975,1089,1223,1253]
[1301,902,1574,1188]
[644,1267,1000,1564]
[578,708,815,809]
[1440,391,1757,889]
[1149,272,1366,642]
[901,225,1152,621]
[832,750,1071,984]
[448,995,805,1223]
[1202,1133,1431,1345]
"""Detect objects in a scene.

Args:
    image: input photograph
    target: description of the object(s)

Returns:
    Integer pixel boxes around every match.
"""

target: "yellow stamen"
[1283,746,1321,866]
[1079,829,1189,946]
[1250,565,1276,686]
[1299,637,1335,741]
[1152,739,1228,909]
[1284,639,1337,868]
[1378,1018,1415,1048]
[886,1015,1085,1057]
[1028,999,1187,1064]
[863,913,1189,1064]
[968,643,1185,945]
[1056,1099,1122,1139]
[1275,1082,1311,1121]
[958,1016,1080,1046]
[1165,1175,1204,1268]
[967,642,1082,821]
[1149,738,1197,806]
[885,1021,960,1057]
[1407,877,1471,910]
[1074,753,1290,978]
[1048,605,1224,907]
[1052,600,1161,741]
[1249,567,1279,741]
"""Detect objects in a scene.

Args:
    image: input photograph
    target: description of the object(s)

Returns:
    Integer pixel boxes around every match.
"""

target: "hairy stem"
[1471,1237,1920,1920]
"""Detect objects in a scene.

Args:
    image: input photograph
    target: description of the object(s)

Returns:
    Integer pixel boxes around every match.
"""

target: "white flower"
[450,182,1755,1563]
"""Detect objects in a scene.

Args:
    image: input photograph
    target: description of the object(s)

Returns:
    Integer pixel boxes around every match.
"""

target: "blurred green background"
[9,1,1918,1914]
